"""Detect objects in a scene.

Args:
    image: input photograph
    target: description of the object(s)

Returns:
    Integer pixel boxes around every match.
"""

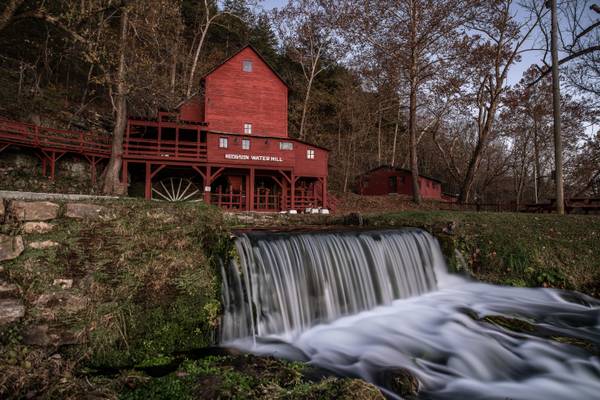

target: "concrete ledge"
[0,190,119,201]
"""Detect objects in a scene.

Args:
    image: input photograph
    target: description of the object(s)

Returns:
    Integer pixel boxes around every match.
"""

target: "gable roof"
[201,44,289,88]
[360,165,443,184]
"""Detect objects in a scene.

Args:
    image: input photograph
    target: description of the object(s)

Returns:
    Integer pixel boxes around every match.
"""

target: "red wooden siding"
[357,167,443,200]
[205,132,328,177]
[178,96,204,122]
[1,45,332,212]
[204,47,288,137]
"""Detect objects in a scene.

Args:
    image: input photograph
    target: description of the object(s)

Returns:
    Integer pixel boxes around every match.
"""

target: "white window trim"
[243,60,253,72]
[280,142,293,151]
[242,139,250,150]
[244,123,252,135]
[219,137,228,149]
[307,149,315,160]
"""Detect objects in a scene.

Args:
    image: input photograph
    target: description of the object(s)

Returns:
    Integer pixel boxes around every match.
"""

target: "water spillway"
[221,229,443,341]
[221,229,600,400]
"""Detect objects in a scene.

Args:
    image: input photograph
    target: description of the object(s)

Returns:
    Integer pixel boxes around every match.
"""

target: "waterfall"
[221,229,600,400]
[221,229,445,342]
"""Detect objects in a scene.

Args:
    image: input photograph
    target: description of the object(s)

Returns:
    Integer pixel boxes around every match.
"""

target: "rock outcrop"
[28,240,59,250]
[8,201,60,221]
[65,203,114,220]
[0,280,19,298]
[0,298,25,325]
[52,279,73,289]
[0,234,24,261]
[21,221,54,234]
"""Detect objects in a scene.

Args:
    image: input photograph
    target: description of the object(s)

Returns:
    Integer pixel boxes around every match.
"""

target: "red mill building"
[0,46,331,212]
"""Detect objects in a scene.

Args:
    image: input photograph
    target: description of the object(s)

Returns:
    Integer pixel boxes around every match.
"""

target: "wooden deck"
[0,117,332,212]
[0,118,111,157]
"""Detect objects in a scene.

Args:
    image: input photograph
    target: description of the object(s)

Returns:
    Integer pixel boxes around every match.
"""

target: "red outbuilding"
[0,45,331,212]
[356,166,443,200]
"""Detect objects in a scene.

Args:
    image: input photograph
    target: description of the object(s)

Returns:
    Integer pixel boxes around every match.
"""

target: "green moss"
[119,355,385,400]
[1,199,234,398]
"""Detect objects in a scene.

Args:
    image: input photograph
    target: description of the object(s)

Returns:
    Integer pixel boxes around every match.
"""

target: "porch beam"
[150,164,166,179]
[210,167,225,182]
[191,165,206,180]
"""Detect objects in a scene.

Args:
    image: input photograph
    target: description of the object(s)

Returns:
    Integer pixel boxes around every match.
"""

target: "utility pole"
[549,0,565,214]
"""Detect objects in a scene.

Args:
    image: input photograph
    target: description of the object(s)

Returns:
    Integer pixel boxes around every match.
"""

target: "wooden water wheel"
[151,177,203,202]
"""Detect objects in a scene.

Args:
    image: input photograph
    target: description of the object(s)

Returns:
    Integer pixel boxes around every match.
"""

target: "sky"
[258,1,598,87]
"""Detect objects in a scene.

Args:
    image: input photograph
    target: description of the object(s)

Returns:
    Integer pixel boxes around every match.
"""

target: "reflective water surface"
[222,230,600,399]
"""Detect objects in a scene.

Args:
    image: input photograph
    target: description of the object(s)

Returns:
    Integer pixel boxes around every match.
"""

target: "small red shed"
[356,166,443,200]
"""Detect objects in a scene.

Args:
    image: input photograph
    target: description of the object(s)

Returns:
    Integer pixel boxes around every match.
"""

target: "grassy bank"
[0,200,387,399]
[2,201,599,398]
[0,200,231,397]
[365,211,600,297]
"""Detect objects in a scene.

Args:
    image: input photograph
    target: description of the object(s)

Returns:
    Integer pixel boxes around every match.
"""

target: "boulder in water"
[378,368,420,398]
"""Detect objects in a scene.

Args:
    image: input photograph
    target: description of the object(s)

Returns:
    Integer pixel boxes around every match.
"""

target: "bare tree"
[549,0,565,213]
[457,0,542,203]
[102,3,129,194]
[275,0,339,141]
[333,0,474,203]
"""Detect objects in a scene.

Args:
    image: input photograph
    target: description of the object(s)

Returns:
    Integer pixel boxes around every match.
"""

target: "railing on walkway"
[0,118,111,156]
[212,188,245,210]
[255,188,280,211]
[124,137,207,160]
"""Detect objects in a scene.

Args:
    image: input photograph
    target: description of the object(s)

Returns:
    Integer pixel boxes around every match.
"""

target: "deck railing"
[0,118,111,156]
[212,188,246,210]
[124,137,208,160]
[255,189,280,211]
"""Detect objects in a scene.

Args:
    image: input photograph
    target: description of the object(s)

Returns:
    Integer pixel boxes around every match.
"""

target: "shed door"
[388,176,398,193]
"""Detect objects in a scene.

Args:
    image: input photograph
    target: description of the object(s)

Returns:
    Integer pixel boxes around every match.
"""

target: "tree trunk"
[550,0,565,214]
[187,24,210,98]
[459,139,484,204]
[459,97,499,204]
[377,102,382,165]
[299,74,314,140]
[408,76,421,204]
[533,121,541,203]
[391,98,401,167]
[102,6,129,195]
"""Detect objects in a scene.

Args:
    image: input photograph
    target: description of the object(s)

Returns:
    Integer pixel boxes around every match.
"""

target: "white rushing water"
[221,229,600,399]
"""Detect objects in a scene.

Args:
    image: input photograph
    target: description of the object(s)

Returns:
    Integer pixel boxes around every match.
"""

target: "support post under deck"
[248,168,255,211]
[323,177,328,208]
[290,175,297,211]
[145,162,152,200]
[204,166,212,204]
